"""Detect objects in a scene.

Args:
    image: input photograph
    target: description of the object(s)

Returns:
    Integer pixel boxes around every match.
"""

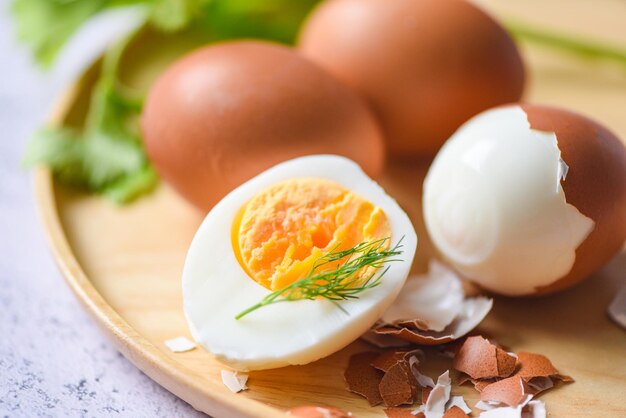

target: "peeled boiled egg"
[141,41,385,212]
[423,104,626,296]
[298,0,525,157]
[183,155,417,370]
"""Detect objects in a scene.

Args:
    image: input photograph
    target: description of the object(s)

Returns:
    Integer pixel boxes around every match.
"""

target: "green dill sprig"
[235,236,404,320]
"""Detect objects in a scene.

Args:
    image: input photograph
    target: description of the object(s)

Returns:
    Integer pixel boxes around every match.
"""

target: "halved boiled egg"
[183,155,417,370]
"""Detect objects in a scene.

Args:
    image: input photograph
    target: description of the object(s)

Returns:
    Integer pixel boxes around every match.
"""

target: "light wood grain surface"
[35,1,626,417]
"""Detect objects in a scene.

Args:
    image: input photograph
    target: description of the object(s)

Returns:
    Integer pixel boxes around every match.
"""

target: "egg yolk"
[232,178,391,290]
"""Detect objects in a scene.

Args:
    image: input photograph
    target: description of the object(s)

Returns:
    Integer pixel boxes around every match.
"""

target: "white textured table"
[0,2,205,416]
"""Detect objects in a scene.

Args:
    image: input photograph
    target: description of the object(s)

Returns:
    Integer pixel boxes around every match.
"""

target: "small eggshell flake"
[423,105,595,296]
[608,285,626,330]
[163,336,196,353]
[478,398,546,418]
[383,408,415,418]
[423,371,452,418]
[442,407,468,418]
[446,396,472,415]
[287,406,353,418]
[183,156,417,370]
[220,370,248,393]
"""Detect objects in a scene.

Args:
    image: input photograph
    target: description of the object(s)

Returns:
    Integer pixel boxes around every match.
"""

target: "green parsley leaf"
[23,29,158,204]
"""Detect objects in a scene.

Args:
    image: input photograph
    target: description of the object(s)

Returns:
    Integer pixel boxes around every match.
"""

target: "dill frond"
[235,236,404,320]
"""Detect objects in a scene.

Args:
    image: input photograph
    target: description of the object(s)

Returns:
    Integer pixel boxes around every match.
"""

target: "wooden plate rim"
[32,79,287,418]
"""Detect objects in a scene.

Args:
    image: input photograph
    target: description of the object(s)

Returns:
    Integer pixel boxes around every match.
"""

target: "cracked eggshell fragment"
[379,361,418,407]
[423,371,452,418]
[382,261,465,331]
[375,262,493,345]
[383,408,416,418]
[163,336,196,353]
[287,406,353,418]
[374,296,492,345]
[443,407,468,418]
[424,104,626,296]
[446,396,472,415]
[344,351,384,406]
[515,352,571,382]
[480,376,528,407]
[360,329,412,348]
[607,284,626,330]
[220,370,248,393]
[453,336,517,379]
[478,398,545,418]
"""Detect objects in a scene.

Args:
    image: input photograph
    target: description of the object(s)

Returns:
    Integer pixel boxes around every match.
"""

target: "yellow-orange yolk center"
[232,178,391,290]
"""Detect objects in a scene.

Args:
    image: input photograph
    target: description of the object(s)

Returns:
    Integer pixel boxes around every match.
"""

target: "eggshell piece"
[443,406,469,418]
[608,285,626,330]
[361,329,412,348]
[142,41,385,211]
[379,361,417,407]
[514,352,572,383]
[479,376,528,407]
[287,406,353,418]
[382,261,465,332]
[384,408,416,418]
[372,350,411,373]
[447,396,472,415]
[453,336,517,380]
[375,297,492,345]
[423,370,452,418]
[344,351,385,406]
[521,104,626,294]
[299,0,525,156]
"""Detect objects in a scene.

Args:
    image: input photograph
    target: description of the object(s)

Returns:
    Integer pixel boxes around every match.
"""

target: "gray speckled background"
[0,2,206,416]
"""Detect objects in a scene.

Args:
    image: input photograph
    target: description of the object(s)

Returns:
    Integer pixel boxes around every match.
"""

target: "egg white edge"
[182,155,417,370]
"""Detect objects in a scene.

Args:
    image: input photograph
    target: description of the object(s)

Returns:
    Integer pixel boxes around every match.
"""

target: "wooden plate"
[35,2,626,417]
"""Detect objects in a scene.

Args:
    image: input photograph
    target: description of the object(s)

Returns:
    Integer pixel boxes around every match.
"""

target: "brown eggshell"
[288,406,353,418]
[142,41,385,211]
[384,408,416,418]
[452,336,516,379]
[443,406,469,418]
[480,376,528,407]
[299,0,525,156]
[371,350,411,373]
[514,351,573,384]
[521,104,626,294]
[344,351,385,406]
[379,361,417,407]
[360,329,412,348]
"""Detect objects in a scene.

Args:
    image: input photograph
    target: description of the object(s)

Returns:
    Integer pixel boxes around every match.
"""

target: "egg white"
[183,155,417,370]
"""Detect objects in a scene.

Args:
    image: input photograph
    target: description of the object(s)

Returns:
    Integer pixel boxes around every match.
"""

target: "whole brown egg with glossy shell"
[141,41,385,211]
[298,0,525,157]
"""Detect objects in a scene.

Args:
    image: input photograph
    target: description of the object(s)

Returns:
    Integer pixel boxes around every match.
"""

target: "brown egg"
[522,104,626,294]
[423,103,626,296]
[298,0,525,157]
[141,41,385,211]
